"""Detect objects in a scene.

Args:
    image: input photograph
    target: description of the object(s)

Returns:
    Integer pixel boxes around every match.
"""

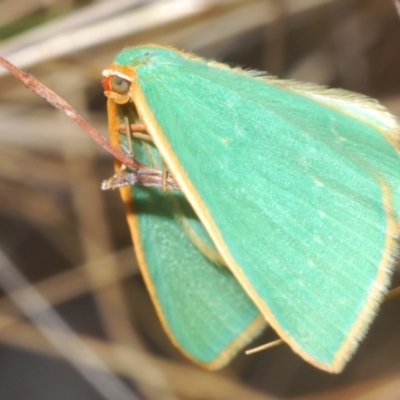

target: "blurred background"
[0,0,400,399]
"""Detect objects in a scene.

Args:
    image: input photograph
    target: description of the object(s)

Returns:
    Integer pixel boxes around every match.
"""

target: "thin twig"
[245,339,283,355]
[385,286,400,302]
[0,57,141,171]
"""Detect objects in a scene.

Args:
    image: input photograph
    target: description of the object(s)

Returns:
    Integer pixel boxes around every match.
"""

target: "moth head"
[102,67,134,104]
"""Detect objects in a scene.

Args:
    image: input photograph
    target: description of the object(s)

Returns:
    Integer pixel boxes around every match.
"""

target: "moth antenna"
[162,161,168,192]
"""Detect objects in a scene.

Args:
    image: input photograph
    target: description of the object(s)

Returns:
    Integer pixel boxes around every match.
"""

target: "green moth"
[102,45,400,373]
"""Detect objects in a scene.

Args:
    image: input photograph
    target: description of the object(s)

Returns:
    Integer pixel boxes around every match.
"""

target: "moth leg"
[162,161,168,192]
[158,163,177,192]
[115,122,178,191]
[131,131,153,141]
[118,123,153,141]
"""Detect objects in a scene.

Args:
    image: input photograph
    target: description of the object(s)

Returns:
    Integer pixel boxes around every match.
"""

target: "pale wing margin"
[256,74,400,145]
[210,61,400,143]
